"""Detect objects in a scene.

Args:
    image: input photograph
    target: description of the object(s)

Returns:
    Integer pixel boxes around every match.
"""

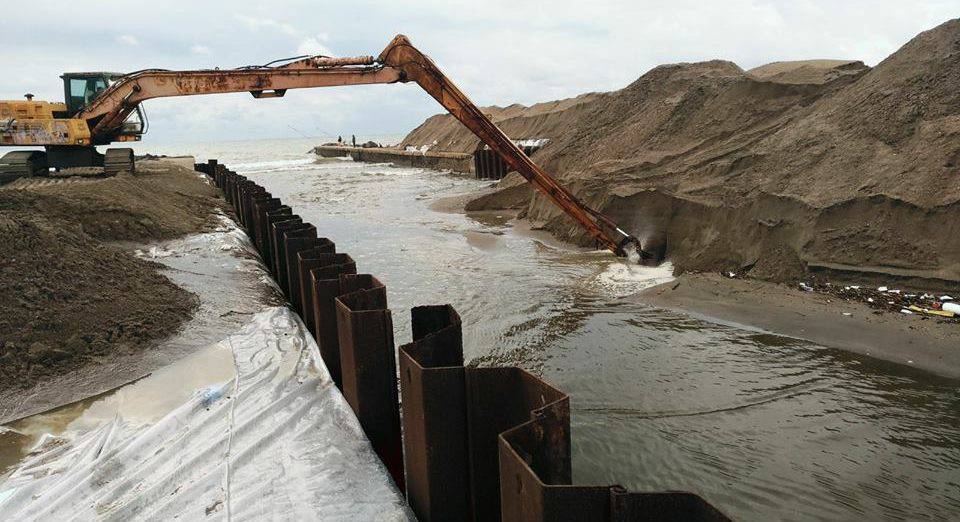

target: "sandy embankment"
[404,19,960,377]
[0,159,224,418]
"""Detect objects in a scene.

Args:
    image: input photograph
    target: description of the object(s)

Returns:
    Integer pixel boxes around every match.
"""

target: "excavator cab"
[61,72,117,115]
[61,72,146,137]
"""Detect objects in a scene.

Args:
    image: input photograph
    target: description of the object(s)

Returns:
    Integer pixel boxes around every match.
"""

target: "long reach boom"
[11,35,648,259]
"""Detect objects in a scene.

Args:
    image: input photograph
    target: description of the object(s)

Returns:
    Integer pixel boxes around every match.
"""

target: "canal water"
[150,138,957,520]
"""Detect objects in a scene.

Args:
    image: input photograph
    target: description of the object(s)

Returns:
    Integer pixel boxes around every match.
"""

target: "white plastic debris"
[900,309,914,315]
[878,286,888,292]
[943,302,960,314]
[867,298,874,303]
[799,282,814,292]
[842,312,852,316]
[942,295,955,301]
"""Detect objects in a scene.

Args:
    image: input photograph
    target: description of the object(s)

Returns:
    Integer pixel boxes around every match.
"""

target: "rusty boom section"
[78,35,646,260]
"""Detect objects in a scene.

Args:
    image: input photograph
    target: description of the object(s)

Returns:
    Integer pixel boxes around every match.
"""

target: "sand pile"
[0,161,223,390]
[406,19,960,285]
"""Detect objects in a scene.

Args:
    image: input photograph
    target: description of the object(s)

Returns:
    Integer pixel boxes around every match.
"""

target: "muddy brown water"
[6,138,956,520]
[182,139,955,522]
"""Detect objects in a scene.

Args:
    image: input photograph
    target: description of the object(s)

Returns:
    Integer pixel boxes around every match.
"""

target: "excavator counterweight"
[0,35,649,261]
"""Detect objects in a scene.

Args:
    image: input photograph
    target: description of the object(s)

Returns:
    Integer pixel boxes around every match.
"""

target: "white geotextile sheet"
[0,307,413,521]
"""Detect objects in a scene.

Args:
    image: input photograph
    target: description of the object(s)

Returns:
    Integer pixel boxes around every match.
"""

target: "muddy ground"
[0,160,223,396]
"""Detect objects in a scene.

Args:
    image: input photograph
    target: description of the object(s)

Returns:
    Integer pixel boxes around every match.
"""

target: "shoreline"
[433,179,960,380]
[634,273,960,380]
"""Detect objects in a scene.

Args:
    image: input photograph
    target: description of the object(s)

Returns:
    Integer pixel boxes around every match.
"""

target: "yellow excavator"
[0,35,649,261]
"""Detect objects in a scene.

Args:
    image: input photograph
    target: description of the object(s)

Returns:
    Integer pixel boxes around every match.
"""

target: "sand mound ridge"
[405,19,960,284]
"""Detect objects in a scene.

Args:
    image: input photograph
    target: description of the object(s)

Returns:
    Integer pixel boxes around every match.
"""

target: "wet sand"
[636,273,960,379]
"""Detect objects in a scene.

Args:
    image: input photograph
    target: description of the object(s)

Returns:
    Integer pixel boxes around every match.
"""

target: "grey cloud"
[1,1,956,143]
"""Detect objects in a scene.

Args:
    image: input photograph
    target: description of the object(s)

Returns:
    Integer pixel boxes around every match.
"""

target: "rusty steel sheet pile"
[194,159,729,521]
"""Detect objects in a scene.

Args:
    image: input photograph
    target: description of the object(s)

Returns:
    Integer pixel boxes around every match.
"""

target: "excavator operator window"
[63,75,109,114]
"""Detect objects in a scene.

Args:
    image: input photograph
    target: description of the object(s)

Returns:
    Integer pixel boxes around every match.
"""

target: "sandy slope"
[402,19,960,286]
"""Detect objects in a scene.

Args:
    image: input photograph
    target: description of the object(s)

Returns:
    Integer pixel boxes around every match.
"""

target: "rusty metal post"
[498,405,602,522]
[464,367,569,520]
[498,411,730,522]
[240,183,264,231]
[296,240,337,336]
[261,206,292,265]
[272,220,309,294]
[334,275,404,489]
[237,179,252,228]
[308,253,357,387]
[473,151,481,179]
[232,175,246,217]
[398,305,470,521]
[226,171,237,205]
[208,159,218,185]
[269,216,302,280]
[223,171,234,203]
[282,224,318,313]
[249,195,277,251]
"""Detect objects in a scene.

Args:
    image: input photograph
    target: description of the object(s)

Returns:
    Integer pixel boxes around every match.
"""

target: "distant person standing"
[352,134,356,147]
[337,135,343,145]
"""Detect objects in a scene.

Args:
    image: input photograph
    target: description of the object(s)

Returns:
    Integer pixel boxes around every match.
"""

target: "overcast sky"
[1,1,955,144]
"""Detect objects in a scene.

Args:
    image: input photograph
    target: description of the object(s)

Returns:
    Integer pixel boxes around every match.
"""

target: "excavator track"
[0,151,47,185]
[103,148,135,176]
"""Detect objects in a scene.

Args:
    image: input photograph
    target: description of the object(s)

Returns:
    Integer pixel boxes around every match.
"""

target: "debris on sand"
[797,279,960,324]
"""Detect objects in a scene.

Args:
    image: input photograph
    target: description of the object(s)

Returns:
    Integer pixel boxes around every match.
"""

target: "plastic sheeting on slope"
[0,305,413,521]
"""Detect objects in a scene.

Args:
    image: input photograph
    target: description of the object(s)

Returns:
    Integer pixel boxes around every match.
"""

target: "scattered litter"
[797,279,958,324]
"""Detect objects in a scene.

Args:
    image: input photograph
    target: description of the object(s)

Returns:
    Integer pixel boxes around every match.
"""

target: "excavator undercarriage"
[0,35,650,261]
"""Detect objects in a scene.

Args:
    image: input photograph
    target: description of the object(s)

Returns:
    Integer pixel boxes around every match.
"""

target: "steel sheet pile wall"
[473,144,541,180]
[195,159,730,521]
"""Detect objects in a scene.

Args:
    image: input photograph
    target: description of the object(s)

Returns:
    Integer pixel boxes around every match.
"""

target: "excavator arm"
[78,35,647,260]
